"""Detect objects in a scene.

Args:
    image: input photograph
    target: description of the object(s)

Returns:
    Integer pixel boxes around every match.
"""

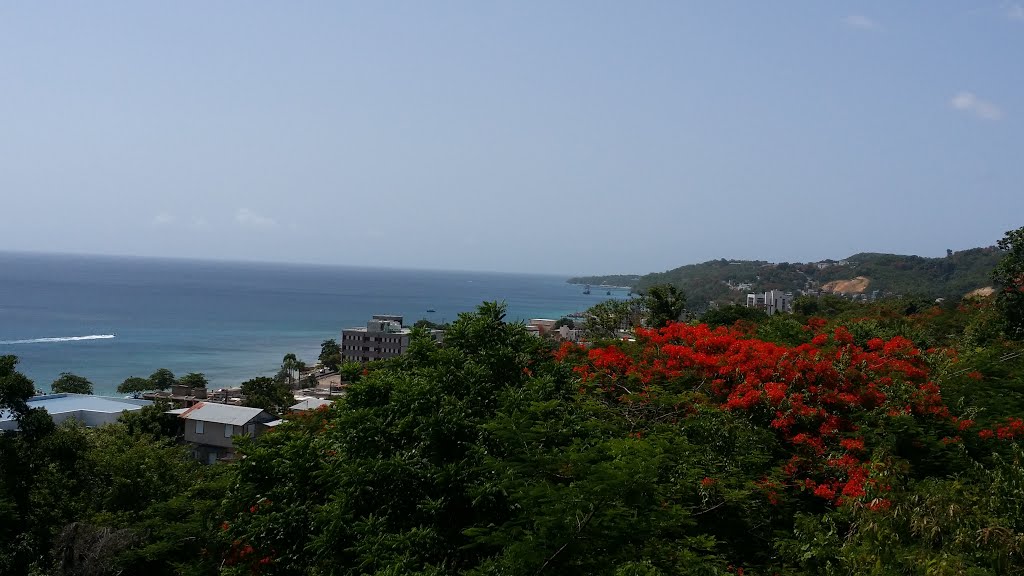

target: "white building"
[745,290,793,315]
[0,394,152,431]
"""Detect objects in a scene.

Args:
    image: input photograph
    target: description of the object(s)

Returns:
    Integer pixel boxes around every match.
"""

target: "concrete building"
[341,315,442,363]
[175,402,277,464]
[0,394,152,431]
[745,290,794,315]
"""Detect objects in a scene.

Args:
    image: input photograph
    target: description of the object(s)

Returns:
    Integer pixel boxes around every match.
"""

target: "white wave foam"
[0,334,116,345]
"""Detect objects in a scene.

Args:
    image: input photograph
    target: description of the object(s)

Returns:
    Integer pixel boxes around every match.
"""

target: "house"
[174,402,278,464]
[0,394,152,431]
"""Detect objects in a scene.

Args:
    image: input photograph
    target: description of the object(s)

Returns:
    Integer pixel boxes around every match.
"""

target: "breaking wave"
[0,334,116,345]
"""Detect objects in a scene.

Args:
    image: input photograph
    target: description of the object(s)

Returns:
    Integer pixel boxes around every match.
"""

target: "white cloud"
[152,212,175,226]
[950,91,1003,120]
[843,15,878,30]
[235,208,277,227]
[1009,3,1024,21]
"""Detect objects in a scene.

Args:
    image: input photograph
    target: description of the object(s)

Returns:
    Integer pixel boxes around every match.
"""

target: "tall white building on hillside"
[746,290,793,315]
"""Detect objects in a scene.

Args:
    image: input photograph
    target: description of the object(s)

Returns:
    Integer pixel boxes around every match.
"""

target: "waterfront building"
[341,315,442,363]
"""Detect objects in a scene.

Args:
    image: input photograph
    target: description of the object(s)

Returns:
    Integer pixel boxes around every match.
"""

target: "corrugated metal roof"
[178,402,270,425]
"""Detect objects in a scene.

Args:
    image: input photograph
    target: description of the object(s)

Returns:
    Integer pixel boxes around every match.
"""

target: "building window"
[224,424,233,437]
[195,420,204,434]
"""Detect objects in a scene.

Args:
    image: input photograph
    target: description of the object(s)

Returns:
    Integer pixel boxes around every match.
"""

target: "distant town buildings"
[341,315,442,363]
[746,290,794,315]
[0,394,152,431]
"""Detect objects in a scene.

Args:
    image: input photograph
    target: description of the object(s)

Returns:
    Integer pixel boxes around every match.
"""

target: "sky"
[1,2,1022,275]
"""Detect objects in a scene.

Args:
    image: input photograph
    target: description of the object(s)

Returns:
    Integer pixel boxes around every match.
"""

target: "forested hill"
[569,247,1003,308]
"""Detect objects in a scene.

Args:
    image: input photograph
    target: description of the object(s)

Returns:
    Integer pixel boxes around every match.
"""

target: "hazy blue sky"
[1,2,1022,274]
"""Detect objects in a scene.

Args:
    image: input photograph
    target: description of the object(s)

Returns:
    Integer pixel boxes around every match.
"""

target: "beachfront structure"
[0,394,152,432]
[174,402,277,464]
[341,315,442,363]
[746,290,794,315]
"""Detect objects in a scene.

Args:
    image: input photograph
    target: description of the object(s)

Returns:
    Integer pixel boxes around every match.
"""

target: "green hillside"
[569,246,1002,309]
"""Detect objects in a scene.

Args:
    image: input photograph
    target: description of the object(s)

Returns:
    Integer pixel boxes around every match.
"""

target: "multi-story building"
[341,315,442,363]
[745,290,794,315]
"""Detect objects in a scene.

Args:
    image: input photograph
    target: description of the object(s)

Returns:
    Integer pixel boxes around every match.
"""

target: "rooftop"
[1,394,151,429]
[290,398,333,411]
[177,402,271,426]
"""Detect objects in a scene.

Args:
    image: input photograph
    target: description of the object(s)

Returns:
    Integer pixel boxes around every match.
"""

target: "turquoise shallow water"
[0,252,626,395]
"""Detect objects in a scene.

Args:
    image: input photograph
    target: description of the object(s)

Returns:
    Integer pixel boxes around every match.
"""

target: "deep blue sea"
[0,252,625,395]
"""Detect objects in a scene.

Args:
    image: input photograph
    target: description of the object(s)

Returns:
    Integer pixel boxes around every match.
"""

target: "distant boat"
[583,285,591,295]
[426,308,436,313]
[606,291,611,295]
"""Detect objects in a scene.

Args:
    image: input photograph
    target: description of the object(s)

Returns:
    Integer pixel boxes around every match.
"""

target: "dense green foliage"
[993,226,1024,339]
[3,233,1024,575]
[240,376,293,412]
[179,372,209,389]
[571,247,1002,310]
[117,376,153,395]
[319,339,342,371]
[149,368,177,391]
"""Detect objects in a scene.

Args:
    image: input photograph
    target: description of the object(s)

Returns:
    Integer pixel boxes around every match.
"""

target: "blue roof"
[0,394,151,423]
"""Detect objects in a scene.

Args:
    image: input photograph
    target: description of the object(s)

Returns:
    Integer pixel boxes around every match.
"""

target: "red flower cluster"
[978,417,1024,440]
[558,322,954,506]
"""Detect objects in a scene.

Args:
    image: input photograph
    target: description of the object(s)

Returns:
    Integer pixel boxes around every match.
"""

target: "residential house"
[175,402,278,464]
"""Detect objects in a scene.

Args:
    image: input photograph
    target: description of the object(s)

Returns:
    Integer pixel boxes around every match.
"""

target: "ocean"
[0,252,625,395]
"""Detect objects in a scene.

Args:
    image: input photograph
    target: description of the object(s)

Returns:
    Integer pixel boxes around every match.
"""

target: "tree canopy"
[51,372,93,395]
[319,339,342,371]
[993,225,1024,339]
[178,372,208,389]
[117,376,153,395]
[148,368,176,390]
[240,376,293,413]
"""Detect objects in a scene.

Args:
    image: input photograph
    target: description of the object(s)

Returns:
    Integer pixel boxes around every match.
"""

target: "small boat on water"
[606,290,611,295]
[583,285,591,295]
[426,308,436,313]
